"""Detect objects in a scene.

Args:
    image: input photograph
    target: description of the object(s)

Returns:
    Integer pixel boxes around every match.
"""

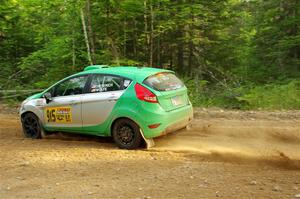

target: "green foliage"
[0,0,299,110]
[237,80,300,110]
[186,80,300,110]
[19,37,76,88]
[185,79,248,109]
[249,0,300,82]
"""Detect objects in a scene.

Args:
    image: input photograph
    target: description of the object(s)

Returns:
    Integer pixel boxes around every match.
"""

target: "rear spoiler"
[84,65,109,71]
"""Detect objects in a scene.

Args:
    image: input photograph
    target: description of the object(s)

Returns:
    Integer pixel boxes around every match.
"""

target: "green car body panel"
[20,65,193,140]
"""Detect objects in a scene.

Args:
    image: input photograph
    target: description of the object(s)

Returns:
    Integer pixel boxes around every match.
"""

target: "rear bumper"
[161,116,191,136]
[140,104,193,139]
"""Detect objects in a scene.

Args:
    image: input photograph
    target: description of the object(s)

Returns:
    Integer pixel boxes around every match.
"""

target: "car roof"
[77,66,174,82]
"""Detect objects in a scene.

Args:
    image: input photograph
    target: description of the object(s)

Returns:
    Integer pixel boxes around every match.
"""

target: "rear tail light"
[148,123,161,129]
[134,83,158,103]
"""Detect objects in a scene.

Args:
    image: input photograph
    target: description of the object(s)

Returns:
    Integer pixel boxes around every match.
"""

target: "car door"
[43,75,89,129]
[81,74,130,129]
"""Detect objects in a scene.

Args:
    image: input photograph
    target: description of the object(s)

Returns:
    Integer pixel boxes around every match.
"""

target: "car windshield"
[143,72,184,91]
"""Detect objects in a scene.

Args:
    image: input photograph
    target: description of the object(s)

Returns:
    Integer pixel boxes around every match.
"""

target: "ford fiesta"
[20,65,193,149]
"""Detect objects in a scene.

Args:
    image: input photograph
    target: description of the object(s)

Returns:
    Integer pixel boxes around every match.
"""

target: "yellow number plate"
[45,107,72,123]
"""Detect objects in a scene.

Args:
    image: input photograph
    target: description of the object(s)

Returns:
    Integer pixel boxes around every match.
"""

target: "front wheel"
[21,113,42,139]
[112,119,142,149]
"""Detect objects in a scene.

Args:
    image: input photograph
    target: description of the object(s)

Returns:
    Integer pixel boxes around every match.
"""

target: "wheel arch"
[21,111,38,121]
[21,110,45,132]
[110,116,140,136]
[20,103,44,124]
[110,116,147,149]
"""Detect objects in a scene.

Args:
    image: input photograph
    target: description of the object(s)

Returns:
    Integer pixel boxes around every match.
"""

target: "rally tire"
[21,112,42,139]
[112,118,143,150]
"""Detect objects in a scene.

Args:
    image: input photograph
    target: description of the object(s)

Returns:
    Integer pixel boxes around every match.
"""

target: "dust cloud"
[152,118,300,169]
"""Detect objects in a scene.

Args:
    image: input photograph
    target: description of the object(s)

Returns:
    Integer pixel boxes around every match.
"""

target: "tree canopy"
[0,0,299,109]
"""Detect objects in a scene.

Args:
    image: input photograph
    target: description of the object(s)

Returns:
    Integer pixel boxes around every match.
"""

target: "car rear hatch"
[143,72,189,111]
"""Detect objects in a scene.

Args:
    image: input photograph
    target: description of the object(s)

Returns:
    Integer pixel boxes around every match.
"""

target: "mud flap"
[186,123,192,131]
[39,121,47,138]
[41,128,47,138]
[140,129,155,149]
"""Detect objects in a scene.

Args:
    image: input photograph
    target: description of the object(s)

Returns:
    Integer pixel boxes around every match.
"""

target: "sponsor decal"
[45,107,72,123]
[90,83,114,93]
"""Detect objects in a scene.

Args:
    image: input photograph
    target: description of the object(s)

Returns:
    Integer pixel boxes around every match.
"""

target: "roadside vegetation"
[0,0,299,110]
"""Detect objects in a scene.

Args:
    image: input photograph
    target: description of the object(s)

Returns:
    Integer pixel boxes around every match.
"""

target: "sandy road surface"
[1,107,300,199]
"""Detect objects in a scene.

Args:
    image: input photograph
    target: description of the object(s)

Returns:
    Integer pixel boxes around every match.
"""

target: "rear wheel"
[21,113,42,139]
[112,119,142,149]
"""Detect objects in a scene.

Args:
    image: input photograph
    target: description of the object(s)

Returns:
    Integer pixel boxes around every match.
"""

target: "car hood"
[26,92,43,100]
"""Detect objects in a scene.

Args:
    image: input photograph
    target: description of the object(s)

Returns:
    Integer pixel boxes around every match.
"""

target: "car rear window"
[143,72,184,91]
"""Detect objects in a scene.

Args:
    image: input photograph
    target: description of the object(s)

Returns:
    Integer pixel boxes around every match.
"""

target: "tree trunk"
[188,41,193,76]
[195,67,200,94]
[86,0,96,64]
[188,0,194,76]
[157,35,161,68]
[104,1,119,64]
[156,2,161,68]
[80,8,93,65]
[293,0,299,60]
[108,37,120,65]
[177,30,184,73]
[176,0,184,73]
[72,29,76,70]
[144,0,149,65]
[105,0,110,36]
[133,19,137,57]
[123,18,127,57]
[149,1,154,67]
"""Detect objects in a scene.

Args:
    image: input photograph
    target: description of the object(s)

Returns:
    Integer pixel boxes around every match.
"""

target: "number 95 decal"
[45,107,72,123]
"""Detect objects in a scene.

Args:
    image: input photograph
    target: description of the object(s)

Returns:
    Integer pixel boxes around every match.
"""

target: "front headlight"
[20,99,29,112]
[21,99,29,107]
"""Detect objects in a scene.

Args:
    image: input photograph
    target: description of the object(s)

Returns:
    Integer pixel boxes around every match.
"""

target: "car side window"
[53,76,88,97]
[89,74,126,93]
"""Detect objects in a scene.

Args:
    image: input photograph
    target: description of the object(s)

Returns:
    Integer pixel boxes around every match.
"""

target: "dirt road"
[1,107,300,199]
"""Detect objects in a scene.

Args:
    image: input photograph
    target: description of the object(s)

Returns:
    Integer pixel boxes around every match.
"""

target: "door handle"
[108,95,118,101]
[108,96,117,102]
[108,98,117,102]
[70,100,80,105]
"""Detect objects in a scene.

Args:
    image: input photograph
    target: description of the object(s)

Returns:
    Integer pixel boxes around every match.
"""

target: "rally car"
[20,65,193,149]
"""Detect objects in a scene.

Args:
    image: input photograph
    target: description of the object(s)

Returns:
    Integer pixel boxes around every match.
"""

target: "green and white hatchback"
[20,65,193,149]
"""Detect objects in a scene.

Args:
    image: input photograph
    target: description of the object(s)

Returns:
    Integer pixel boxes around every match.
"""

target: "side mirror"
[43,92,52,104]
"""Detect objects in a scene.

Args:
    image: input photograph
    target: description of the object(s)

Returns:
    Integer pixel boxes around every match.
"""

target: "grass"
[186,80,300,110]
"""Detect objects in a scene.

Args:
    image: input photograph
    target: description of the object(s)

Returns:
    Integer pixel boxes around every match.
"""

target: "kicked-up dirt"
[0,105,300,199]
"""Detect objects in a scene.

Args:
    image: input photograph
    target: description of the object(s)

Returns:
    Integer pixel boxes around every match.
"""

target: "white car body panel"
[20,98,45,123]
[20,91,124,129]
[81,90,124,127]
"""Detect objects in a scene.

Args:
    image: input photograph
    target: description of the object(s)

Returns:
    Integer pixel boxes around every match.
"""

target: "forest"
[0,0,299,109]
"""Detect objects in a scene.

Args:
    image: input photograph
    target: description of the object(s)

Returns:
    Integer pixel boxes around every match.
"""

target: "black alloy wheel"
[112,119,142,149]
[22,113,42,139]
